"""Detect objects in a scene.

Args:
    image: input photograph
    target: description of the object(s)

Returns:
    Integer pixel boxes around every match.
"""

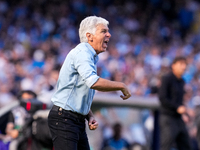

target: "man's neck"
[172,71,182,79]
[86,42,98,55]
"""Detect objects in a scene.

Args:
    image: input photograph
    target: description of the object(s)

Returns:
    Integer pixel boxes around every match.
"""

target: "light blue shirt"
[51,43,99,115]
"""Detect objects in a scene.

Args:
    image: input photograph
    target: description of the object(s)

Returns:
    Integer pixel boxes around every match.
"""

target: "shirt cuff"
[85,75,100,88]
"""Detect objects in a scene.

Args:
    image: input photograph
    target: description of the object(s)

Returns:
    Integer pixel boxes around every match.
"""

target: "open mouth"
[104,40,108,44]
[103,40,109,48]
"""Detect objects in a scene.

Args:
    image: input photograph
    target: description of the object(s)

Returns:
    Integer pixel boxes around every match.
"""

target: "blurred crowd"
[1,0,200,105]
[1,0,200,149]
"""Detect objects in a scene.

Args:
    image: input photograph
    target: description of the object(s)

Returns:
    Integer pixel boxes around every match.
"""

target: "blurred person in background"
[48,16,131,150]
[37,64,61,109]
[4,90,50,150]
[1,90,37,150]
[159,56,192,150]
[101,122,130,150]
[191,94,200,149]
[0,84,16,108]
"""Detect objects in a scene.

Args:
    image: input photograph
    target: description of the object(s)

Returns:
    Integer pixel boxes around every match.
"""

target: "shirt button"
[56,122,58,125]
[65,119,67,121]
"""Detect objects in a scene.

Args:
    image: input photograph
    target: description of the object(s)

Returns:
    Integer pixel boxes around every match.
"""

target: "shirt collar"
[85,43,99,64]
[170,72,183,81]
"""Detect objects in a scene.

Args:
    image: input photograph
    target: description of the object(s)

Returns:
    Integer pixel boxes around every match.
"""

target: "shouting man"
[48,16,131,150]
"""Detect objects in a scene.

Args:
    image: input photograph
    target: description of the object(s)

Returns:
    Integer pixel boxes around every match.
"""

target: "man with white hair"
[48,16,131,150]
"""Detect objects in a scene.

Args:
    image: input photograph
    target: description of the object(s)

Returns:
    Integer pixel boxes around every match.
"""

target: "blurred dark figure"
[0,90,52,150]
[192,95,200,149]
[4,90,37,150]
[102,123,130,150]
[31,109,53,150]
[159,56,192,150]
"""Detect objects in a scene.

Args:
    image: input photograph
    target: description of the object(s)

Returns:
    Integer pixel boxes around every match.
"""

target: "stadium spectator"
[101,122,130,150]
[0,0,199,101]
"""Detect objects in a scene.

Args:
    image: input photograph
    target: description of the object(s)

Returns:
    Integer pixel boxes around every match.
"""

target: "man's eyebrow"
[101,28,109,31]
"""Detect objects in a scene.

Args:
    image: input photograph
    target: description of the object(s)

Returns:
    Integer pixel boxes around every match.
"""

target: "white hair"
[79,16,109,43]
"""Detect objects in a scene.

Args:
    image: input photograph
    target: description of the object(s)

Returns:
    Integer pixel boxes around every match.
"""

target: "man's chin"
[103,47,108,51]
[99,48,107,53]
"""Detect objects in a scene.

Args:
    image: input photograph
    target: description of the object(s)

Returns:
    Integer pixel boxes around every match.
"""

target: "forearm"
[87,109,98,130]
[6,122,14,135]
[86,109,94,121]
[91,77,125,92]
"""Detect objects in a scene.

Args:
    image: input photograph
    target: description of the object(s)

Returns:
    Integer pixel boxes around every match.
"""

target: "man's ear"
[86,33,93,42]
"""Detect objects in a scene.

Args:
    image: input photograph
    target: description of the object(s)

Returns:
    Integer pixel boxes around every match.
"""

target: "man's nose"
[106,32,111,38]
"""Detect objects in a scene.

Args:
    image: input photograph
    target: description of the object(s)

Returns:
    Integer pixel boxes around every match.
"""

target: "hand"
[182,114,190,123]
[120,84,131,100]
[177,105,186,114]
[10,129,19,139]
[88,117,98,130]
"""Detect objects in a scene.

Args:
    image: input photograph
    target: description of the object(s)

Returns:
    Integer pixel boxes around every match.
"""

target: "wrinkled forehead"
[96,23,109,30]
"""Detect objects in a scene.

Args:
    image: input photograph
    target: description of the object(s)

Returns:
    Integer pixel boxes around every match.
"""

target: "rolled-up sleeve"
[85,73,99,88]
[74,50,99,88]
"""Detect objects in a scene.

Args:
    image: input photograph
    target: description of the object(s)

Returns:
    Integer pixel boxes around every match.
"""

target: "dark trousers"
[48,105,90,150]
[159,114,192,150]
[196,116,200,149]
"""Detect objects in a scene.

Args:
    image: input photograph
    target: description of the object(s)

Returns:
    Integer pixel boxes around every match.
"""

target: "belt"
[52,105,87,120]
